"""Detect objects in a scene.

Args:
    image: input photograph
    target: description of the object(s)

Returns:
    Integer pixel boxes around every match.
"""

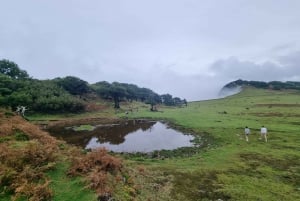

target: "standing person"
[244,126,250,142]
[260,126,268,142]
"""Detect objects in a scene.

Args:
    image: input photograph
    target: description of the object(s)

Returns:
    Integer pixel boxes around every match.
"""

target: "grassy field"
[121,87,300,200]
[1,87,300,200]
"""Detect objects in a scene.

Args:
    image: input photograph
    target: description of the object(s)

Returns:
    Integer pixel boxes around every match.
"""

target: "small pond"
[47,120,195,153]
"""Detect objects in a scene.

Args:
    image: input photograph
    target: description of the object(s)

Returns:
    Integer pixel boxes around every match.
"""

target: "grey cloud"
[278,50,300,66]
[210,51,300,82]
[1,0,300,100]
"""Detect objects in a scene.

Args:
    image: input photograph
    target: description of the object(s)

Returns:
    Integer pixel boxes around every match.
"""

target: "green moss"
[73,124,95,131]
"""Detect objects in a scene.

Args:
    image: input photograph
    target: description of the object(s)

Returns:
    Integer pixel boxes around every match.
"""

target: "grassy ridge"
[122,87,300,200]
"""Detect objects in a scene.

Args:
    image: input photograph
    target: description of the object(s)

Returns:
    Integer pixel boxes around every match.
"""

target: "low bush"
[68,148,122,175]
[68,148,124,198]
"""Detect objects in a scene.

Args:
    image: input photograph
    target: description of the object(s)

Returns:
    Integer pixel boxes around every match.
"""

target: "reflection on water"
[47,120,194,153]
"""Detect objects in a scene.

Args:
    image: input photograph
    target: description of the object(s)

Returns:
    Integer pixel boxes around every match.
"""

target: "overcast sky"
[1,0,300,101]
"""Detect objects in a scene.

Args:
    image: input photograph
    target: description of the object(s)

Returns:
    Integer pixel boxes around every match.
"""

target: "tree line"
[0,59,187,113]
[223,79,300,91]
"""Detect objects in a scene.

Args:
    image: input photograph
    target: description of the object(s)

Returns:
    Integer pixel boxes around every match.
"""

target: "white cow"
[16,106,27,116]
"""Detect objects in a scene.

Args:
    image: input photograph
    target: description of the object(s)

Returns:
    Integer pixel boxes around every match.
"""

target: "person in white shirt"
[260,126,268,142]
[244,126,250,142]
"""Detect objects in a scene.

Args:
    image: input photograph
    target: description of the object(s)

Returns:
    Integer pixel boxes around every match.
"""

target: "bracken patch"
[68,148,126,198]
[0,111,58,200]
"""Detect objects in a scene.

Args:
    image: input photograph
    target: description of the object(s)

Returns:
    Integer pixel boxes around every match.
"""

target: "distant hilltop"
[219,79,300,98]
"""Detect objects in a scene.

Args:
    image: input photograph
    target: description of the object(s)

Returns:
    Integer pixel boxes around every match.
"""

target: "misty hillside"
[223,79,300,90]
[219,79,300,97]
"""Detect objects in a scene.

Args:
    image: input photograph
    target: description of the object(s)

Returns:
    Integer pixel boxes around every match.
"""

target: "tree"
[148,93,161,111]
[0,74,14,96]
[0,59,29,79]
[91,81,111,99]
[92,81,163,109]
[161,94,174,106]
[54,76,90,95]
[137,88,155,102]
[93,82,128,108]
[109,82,127,108]
[183,99,188,106]
[173,97,182,105]
[121,83,139,101]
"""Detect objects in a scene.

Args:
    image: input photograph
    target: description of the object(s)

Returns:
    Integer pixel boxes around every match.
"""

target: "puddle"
[47,120,195,153]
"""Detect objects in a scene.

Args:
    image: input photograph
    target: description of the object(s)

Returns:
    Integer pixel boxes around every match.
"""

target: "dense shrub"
[0,75,85,113]
[54,76,90,95]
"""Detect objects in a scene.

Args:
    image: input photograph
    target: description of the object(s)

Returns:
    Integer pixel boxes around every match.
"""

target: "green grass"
[121,88,300,200]
[47,162,97,201]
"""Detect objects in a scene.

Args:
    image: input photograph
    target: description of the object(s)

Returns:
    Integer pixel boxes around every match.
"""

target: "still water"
[47,120,194,153]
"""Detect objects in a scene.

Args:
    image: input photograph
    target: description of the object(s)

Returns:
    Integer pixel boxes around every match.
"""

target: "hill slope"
[126,87,300,200]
